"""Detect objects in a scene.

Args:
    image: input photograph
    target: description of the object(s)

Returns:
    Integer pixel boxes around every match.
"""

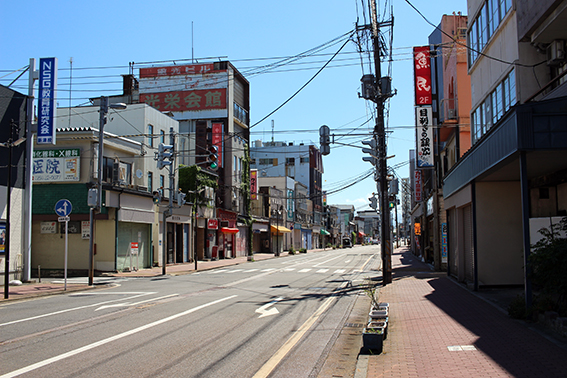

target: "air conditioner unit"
[547,40,566,66]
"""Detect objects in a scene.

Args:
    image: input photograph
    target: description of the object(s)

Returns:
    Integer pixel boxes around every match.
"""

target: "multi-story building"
[106,61,251,260]
[411,13,472,269]
[0,85,27,282]
[444,0,567,290]
[31,105,190,274]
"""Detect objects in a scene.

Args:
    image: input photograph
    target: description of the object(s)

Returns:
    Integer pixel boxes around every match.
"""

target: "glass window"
[160,175,165,190]
[148,124,154,148]
[508,69,516,107]
[495,83,503,120]
[484,96,493,132]
[148,172,153,192]
[479,4,488,51]
[160,130,165,144]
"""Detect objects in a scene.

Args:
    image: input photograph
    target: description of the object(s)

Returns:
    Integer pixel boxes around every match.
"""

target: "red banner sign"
[250,170,258,200]
[139,63,225,78]
[139,89,226,112]
[414,169,422,202]
[413,46,432,106]
[212,122,223,168]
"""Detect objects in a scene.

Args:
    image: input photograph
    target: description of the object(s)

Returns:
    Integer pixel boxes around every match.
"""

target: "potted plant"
[362,327,384,353]
[368,320,388,340]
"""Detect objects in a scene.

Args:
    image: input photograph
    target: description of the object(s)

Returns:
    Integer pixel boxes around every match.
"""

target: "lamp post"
[88,97,126,286]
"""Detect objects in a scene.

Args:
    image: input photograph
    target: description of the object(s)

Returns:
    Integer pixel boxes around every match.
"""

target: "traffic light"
[208,145,219,170]
[369,195,378,210]
[152,190,161,205]
[157,143,173,169]
[362,139,377,166]
[319,125,330,156]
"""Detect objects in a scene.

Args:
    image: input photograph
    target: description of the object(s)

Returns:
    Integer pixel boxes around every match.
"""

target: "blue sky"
[1,0,467,212]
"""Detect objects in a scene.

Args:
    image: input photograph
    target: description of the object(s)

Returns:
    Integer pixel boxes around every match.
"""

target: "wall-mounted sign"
[441,222,448,263]
[40,221,57,234]
[33,149,80,182]
[416,106,434,168]
[250,170,258,200]
[414,222,421,236]
[82,221,90,239]
[212,122,224,168]
[207,219,218,230]
[139,89,227,112]
[413,46,432,106]
[37,57,58,145]
[414,169,422,202]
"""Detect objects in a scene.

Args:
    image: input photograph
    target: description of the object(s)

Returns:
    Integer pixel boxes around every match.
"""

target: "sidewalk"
[364,246,567,378]
[0,250,318,302]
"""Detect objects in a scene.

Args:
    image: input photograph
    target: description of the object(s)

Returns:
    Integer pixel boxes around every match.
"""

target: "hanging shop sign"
[414,169,422,202]
[415,106,434,168]
[413,46,432,106]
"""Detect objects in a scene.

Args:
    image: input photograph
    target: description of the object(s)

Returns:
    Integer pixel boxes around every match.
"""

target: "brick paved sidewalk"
[366,247,567,378]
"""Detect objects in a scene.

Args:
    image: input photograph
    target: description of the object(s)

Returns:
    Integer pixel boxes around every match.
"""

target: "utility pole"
[369,0,394,285]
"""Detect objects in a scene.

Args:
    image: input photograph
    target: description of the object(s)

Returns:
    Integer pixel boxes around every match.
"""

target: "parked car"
[371,238,379,245]
[342,237,352,248]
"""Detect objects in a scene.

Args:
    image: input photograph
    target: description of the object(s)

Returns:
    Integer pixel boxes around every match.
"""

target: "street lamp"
[88,97,127,286]
[1,121,25,299]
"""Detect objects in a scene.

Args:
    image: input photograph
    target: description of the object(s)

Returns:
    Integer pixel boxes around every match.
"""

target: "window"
[160,175,165,190]
[250,158,256,165]
[259,158,274,165]
[102,157,114,183]
[468,0,512,67]
[286,157,295,165]
[472,69,517,144]
[160,130,165,144]
[300,157,309,164]
[148,124,154,148]
[148,171,153,192]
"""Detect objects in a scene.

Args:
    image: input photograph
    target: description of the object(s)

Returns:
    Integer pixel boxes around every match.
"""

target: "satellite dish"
[136,169,143,179]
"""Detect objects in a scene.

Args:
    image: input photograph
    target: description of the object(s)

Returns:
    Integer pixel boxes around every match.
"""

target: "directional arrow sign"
[55,199,72,217]
[256,297,283,318]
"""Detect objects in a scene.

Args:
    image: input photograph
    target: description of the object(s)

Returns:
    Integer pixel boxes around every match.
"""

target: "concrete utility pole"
[369,0,394,285]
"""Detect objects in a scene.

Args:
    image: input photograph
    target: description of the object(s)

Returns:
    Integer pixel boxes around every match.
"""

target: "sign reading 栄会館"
[37,57,58,145]
[33,149,80,182]
[415,106,434,168]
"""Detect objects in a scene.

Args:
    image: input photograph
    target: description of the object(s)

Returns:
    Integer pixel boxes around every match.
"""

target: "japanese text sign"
[139,89,226,112]
[414,169,422,203]
[413,46,432,106]
[416,106,434,168]
[250,170,258,200]
[33,149,80,182]
[212,123,224,168]
[37,57,58,144]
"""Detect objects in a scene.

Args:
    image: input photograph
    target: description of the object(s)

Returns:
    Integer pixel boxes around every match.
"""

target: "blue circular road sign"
[55,199,73,217]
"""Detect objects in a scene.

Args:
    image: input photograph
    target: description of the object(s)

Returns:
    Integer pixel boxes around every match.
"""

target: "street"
[0,246,381,378]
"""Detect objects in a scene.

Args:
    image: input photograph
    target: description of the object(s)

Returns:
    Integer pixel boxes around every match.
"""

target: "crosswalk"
[207,267,347,275]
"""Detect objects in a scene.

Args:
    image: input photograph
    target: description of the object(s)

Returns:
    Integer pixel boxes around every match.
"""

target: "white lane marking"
[255,297,283,318]
[298,269,311,273]
[334,269,346,274]
[208,269,228,274]
[94,294,178,311]
[243,269,258,272]
[283,268,295,271]
[316,269,329,273]
[252,283,347,378]
[261,268,276,272]
[225,269,243,274]
[0,292,156,327]
[313,254,345,267]
[0,295,238,378]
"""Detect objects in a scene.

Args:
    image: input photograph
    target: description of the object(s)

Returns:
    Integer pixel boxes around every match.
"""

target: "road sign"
[55,199,72,217]
[58,216,70,222]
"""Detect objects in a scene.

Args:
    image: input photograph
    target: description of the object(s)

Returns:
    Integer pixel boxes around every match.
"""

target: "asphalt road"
[0,246,382,378]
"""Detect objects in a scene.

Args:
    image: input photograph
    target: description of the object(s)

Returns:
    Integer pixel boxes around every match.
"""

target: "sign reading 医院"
[33,149,80,182]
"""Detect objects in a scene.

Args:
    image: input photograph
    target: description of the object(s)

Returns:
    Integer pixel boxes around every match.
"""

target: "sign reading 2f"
[38,57,58,145]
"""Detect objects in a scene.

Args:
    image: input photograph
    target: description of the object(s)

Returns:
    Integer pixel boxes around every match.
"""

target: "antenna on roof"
[271,120,274,143]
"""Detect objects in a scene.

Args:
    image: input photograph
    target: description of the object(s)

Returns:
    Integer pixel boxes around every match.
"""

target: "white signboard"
[82,221,90,239]
[40,221,57,234]
[416,106,434,168]
[139,72,228,93]
[33,149,80,182]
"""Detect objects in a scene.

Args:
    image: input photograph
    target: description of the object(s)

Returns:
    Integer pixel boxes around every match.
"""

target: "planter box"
[362,328,384,353]
[369,309,388,320]
[368,320,388,340]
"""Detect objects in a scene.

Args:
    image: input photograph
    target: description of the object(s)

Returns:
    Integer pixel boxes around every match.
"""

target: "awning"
[320,229,331,236]
[358,231,366,237]
[271,225,292,234]
[220,227,239,234]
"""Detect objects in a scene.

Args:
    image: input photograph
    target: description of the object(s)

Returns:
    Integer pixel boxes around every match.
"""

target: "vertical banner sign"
[38,57,58,145]
[416,106,434,168]
[250,169,258,200]
[413,46,432,106]
[212,122,223,168]
[287,189,294,221]
[414,169,422,202]
[441,222,448,263]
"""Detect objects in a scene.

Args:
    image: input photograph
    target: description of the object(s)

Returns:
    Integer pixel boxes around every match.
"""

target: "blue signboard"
[55,199,72,217]
[37,57,58,145]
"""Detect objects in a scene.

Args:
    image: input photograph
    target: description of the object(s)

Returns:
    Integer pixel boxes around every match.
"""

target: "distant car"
[342,237,352,248]
[371,239,379,245]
